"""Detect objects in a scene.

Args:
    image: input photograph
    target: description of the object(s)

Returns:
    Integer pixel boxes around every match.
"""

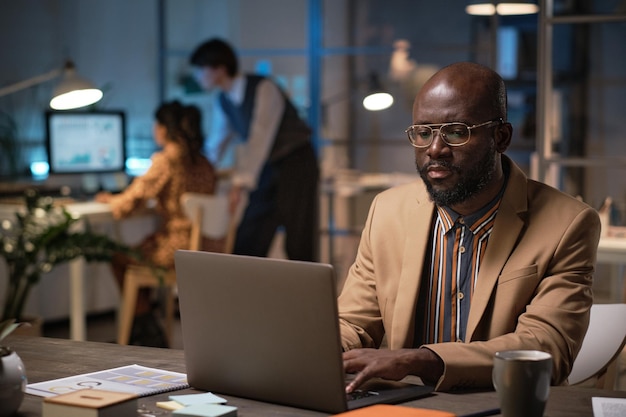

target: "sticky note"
[169,392,227,405]
[173,403,237,417]
[157,400,186,410]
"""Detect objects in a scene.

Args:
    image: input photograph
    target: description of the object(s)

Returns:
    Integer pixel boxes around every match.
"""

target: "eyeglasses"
[405,118,503,148]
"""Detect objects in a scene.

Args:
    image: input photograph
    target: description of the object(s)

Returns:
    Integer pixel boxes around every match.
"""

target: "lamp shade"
[362,92,394,111]
[49,61,103,110]
[362,72,394,111]
[466,1,539,15]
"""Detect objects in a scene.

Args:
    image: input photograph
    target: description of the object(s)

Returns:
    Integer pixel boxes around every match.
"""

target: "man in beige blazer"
[339,62,601,392]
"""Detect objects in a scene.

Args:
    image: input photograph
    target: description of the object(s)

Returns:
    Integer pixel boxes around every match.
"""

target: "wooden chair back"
[117,192,238,346]
[180,192,236,254]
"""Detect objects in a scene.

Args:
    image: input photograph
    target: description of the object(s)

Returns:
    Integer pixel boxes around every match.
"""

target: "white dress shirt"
[208,74,285,190]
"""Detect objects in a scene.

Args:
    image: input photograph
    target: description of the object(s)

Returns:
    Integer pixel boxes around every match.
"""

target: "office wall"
[0,0,160,175]
[0,3,204,174]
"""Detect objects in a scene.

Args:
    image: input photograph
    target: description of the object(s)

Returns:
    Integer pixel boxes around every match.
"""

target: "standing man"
[339,62,601,392]
[190,38,319,261]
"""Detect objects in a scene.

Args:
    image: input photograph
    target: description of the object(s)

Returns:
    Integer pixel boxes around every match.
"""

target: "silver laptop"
[174,250,433,414]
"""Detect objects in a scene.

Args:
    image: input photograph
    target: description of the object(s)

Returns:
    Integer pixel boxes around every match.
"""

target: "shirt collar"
[436,175,508,235]
[226,75,246,105]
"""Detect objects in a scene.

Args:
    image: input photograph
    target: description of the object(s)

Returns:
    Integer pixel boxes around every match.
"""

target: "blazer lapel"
[391,183,434,348]
[466,157,528,339]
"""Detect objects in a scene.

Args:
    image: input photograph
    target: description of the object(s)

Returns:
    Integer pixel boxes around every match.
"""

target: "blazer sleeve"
[338,184,424,351]
[338,193,386,350]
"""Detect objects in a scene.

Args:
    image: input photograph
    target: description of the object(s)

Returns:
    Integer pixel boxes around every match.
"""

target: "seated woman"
[96,100,216,347]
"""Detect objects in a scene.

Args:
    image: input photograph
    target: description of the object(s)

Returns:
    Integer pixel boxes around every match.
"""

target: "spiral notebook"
[26,364,189,398]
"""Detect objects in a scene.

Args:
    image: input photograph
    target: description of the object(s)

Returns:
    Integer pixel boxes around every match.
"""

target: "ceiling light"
[466,1,539,16]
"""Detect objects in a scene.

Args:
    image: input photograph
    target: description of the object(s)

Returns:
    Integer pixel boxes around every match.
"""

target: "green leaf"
[1,189,140,322]
[0,319,29,342]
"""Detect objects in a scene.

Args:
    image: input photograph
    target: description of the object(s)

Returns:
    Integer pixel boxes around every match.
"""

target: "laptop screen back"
[174,250,348,413]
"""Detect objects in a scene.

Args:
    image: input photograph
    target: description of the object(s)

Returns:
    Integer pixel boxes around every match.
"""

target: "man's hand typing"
[343,348,443,393]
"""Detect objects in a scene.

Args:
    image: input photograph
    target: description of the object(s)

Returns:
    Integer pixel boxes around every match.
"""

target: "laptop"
[174,250,434,414]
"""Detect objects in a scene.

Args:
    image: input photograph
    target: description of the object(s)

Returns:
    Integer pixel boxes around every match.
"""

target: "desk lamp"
[323,72,394,113]
[0,60,103,110]
[362,72,394,111]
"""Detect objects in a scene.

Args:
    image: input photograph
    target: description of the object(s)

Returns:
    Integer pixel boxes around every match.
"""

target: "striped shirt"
[414,195,501,345]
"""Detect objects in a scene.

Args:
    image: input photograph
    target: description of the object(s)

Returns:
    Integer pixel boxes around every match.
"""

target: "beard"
[416,142,497,207]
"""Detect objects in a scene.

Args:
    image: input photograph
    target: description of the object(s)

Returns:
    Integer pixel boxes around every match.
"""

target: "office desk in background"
[596,236,626,302]
[9,335,626,417]
[0,200,157,341]
[597,236,626,264]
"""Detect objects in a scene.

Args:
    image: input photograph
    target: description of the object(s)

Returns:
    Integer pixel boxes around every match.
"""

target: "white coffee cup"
[493,350,552,417]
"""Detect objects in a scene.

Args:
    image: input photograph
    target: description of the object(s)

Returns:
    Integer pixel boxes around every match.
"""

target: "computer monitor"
[45,110,127,174]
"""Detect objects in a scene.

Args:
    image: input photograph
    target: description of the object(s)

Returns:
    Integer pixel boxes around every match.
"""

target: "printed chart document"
[27,364,188,398]
[592,397,626,417]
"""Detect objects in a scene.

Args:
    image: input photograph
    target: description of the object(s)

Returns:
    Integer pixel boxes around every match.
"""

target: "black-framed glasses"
[405,118,503,148]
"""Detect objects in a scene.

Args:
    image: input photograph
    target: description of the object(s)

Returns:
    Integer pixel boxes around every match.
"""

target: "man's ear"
[495,122,513,153]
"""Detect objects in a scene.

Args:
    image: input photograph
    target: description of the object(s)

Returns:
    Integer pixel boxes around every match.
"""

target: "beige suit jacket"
[338,156,601,391]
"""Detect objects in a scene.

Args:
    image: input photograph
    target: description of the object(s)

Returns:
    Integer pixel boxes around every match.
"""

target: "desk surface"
[0,199,113,221]
[7,336,626,417]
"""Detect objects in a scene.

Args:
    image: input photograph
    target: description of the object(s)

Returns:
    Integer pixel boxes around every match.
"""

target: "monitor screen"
[45,110,126,174]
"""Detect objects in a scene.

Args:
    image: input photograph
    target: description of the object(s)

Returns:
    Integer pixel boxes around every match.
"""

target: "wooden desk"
[8,336,626,417]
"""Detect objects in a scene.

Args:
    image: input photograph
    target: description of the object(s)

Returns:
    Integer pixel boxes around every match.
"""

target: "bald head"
[410,62,514,213]
[413,62,507,123]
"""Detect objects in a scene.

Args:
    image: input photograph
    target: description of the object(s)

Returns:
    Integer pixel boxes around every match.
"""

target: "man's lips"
[427,166,452,179]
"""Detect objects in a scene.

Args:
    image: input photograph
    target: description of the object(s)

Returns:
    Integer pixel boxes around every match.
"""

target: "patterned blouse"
[108,143,216,268]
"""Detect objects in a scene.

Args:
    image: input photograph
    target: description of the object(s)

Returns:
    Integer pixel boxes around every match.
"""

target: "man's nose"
[426,129,451,156]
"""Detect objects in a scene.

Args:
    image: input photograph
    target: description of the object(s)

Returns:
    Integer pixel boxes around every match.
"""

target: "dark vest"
[219,75,311,163]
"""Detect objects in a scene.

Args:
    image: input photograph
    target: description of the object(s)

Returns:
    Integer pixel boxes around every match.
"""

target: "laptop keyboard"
[346,389,379,401]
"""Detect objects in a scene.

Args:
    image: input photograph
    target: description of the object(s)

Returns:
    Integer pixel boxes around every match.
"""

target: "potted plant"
[0,189,133,323]
[0,319,28,417]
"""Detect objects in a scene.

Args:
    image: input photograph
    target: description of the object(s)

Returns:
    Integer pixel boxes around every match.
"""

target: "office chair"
[568,303,626,389]
[117,192,236,346]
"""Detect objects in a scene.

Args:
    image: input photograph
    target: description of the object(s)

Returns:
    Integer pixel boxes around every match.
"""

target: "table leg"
[69,257,86,341]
